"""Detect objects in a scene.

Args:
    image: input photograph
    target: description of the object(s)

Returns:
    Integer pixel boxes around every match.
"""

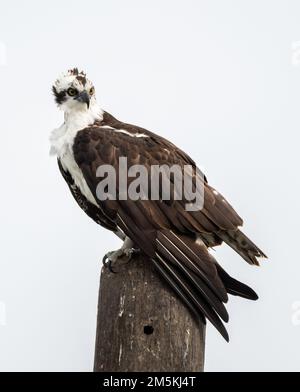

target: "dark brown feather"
[58,110,267,340]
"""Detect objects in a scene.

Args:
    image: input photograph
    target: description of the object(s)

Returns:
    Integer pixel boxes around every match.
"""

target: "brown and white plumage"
[50,69,266,341]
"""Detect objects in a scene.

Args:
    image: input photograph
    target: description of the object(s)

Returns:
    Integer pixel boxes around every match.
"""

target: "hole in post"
[144,325,154,335]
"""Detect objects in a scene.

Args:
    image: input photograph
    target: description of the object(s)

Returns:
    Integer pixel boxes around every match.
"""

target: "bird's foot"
[102,247,140,273]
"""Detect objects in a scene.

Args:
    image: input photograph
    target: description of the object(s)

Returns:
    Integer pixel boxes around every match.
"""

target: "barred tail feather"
[218,229,267,266]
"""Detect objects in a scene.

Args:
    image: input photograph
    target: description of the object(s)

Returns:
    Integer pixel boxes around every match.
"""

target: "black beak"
[76,91,90,108]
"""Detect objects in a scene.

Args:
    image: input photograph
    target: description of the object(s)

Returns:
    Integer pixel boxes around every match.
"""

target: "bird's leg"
[102,237,140,273]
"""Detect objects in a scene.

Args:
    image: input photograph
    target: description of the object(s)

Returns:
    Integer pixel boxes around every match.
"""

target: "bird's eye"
[67,88,78,96]
[89,87,95,95]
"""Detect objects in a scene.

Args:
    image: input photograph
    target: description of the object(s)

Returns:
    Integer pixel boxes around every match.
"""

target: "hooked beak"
[75,91,90,108]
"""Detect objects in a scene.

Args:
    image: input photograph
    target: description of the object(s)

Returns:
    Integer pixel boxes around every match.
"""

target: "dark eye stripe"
[52,86,66,105]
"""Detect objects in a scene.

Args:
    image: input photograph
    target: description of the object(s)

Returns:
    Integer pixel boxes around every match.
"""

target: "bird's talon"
[102,252,117,273]
[102,254,108,266]
[102,247,140,273]
[107,259,117,274]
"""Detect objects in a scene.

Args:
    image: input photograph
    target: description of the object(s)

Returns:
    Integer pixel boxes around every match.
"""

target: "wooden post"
[94,253,206,372]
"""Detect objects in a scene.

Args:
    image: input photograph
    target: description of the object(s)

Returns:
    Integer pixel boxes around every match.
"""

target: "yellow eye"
[67,88,77,96]
[89,87,95,95]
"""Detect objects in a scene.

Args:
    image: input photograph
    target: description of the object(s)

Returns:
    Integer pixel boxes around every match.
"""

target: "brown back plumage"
[58,111,267,341]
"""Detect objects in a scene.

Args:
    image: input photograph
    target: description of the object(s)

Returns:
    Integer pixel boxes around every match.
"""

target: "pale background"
[0,0,299,371]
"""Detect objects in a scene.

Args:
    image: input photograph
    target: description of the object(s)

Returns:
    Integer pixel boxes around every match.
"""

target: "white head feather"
[50,68,103,157]
[52,68,100,115]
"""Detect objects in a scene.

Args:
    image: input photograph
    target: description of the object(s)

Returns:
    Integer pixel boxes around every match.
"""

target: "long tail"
[217,229,267,266]
[151,230,261,341]
[215,263,258,300]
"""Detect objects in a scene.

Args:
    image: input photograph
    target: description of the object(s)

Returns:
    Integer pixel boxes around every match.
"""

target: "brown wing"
[73,115,265,340]
[57,158,118,233]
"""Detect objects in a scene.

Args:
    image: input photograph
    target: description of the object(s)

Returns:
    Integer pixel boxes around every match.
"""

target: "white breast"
[50,104,103,207]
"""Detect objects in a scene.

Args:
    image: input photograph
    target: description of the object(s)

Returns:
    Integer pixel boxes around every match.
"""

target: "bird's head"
[52,68,96,113]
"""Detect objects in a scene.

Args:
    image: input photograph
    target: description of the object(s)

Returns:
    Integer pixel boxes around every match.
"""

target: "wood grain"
[94,253,205,372]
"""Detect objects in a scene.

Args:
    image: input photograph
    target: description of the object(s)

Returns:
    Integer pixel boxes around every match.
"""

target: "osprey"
[50,68,266,341]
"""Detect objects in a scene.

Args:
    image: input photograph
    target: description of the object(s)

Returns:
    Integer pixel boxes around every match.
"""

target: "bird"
[50,68,267,341]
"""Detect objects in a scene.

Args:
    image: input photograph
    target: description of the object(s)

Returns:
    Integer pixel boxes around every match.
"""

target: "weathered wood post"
[94,252,205,372]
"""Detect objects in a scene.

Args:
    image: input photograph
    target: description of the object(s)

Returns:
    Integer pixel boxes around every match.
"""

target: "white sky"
[0,0,300,371]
